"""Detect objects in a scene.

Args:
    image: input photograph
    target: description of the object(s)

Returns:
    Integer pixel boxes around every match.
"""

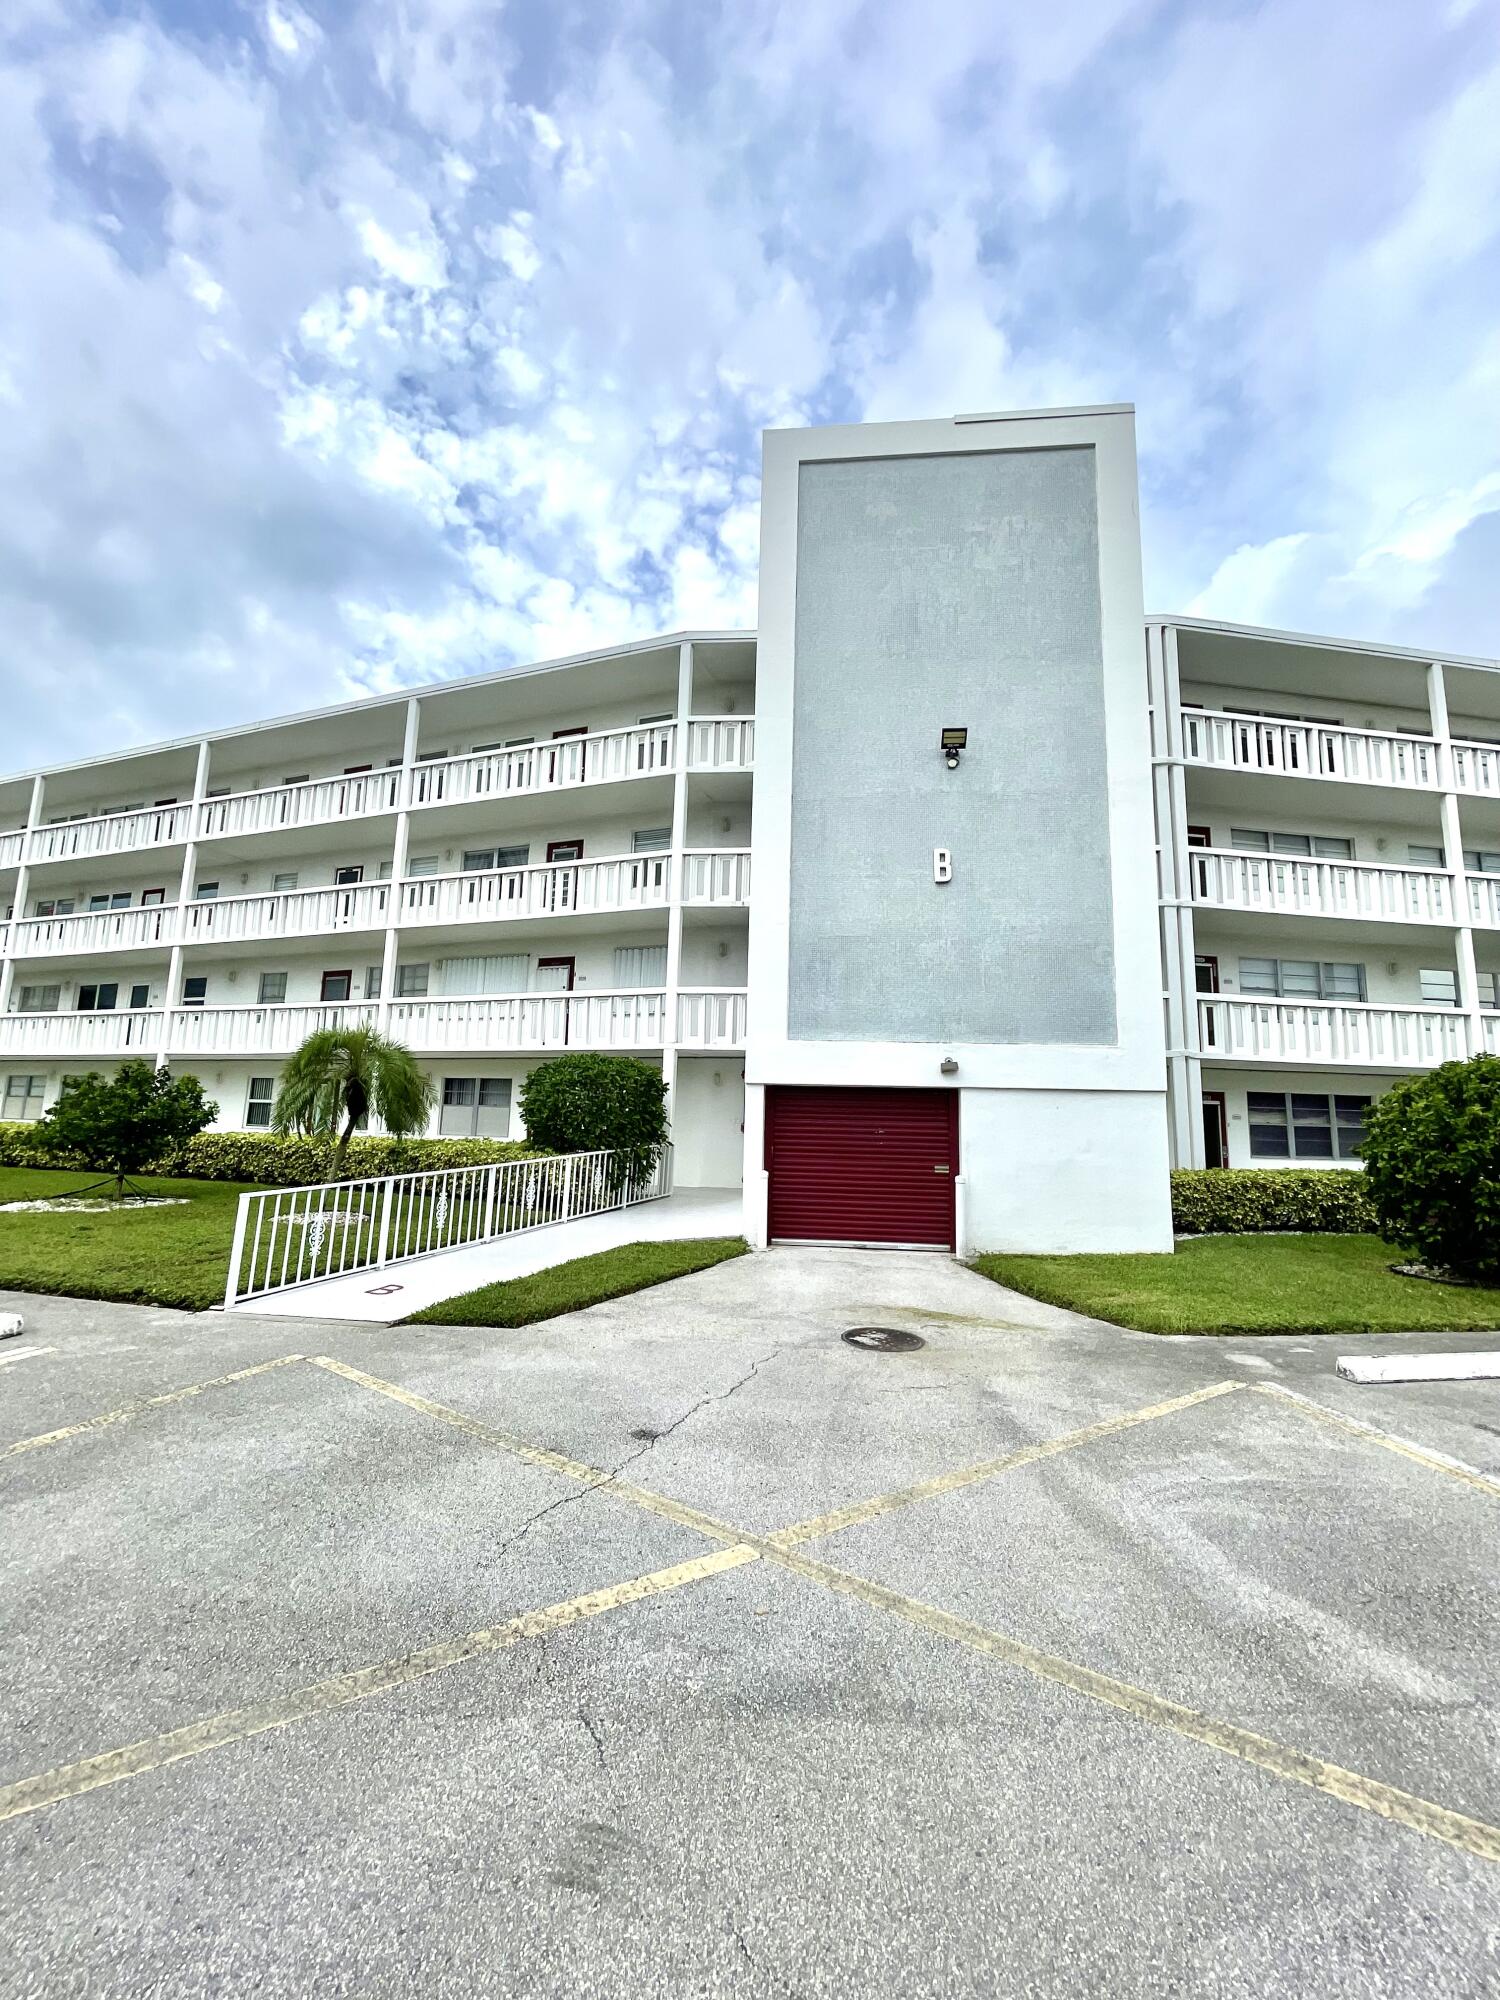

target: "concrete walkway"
[227,1186,744,1323]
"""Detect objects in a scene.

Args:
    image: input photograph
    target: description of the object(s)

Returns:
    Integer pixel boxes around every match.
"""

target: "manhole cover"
[842,1326,925,1353]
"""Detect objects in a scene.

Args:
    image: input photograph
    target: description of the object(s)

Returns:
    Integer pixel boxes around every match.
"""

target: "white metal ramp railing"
[223,1146,673,1308]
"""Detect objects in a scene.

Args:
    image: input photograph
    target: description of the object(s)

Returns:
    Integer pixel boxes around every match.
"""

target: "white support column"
[1152,624,1205,1166]
[377,697,422,1038]
[1428,662,1483,1054]
[157,740,211,1069]
[661,641,694,1125]
[0,774,46,1020]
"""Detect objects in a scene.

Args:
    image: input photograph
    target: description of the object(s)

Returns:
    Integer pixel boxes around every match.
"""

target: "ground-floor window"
[245,1076,275,1128]
[1248,1091,1369,1160]
[3,1074,46,1121]
[439,1075,511,1137]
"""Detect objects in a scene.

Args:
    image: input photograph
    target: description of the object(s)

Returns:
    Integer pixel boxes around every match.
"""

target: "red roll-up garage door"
[765,1086,958,1248]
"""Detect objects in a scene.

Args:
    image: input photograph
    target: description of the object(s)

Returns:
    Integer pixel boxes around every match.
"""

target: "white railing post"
[224,1191,252,1309]
[561,1152,576,1221]
[375,1177,395,1269]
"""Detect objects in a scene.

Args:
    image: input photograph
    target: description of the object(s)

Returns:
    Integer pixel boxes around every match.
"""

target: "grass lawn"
[405,1235,750,1328]
[974,1233,1500,1337]
[0,1165,262,1311]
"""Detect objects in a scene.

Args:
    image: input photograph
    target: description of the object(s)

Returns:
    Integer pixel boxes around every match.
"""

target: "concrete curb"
[1337,1352,1500,1384]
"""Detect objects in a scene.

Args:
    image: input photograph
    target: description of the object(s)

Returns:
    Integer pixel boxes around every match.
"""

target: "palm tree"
[272,1027,435,1158]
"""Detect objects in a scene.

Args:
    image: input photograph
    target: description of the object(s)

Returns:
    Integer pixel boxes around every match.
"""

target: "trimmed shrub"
[1171,1168,1376,1236]
[1359,1057,1500,1280]
[0,1123,537,1186]
[519,1053,668,1184]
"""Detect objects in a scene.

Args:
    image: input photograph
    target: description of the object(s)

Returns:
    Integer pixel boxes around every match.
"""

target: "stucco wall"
[786,447,1116,1046]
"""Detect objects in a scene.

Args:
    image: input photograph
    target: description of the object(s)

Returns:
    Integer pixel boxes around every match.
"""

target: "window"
[1464,849,1500,874]
[613,945,667,988]
[129,984,150,1010]
[1238,957,1366,1001]
[632,827,671,853]
[195,881,219,900]
[364,966,383,1000]
[86,891,131,911]
[1420,969,1459,1006]
[496,844,529,869]
[1248,1091,1369,1161]
[140,887,165,907]
[407,856,439,877]
[333,864,363,886]
[378,861,392,880]
[1231,829,1354,859]
[505,736,535,748]
[17,985,60,1013]
[77,983,119,1011]
[281,773,310,786]
[258,971,287,1005]
[416,748,450,762]
[439,1075,511,1137]
[396,963,430,997]
[1408,844,1445,868]
[343,764,373,776]
[462,848,495,872]
[3,1075,45,1122]
[1186,826,1212,849]
[245,1077,275,1129]
[32,898,75,918]
[272,871,299,892]
[320,971,352,1003]
[436,954,529,996]
[182,976,209,1008]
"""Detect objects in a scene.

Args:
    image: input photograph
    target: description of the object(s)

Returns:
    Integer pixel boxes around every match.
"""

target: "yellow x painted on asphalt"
[2,1353,1497,1865]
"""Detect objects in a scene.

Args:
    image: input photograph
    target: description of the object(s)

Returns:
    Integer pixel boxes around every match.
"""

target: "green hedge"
[0,1122,539,1186]
[1171,1168,1376,1236]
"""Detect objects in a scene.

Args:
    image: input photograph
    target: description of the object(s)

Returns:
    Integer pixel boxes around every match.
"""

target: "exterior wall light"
[939,1057,959,1075]
[941,727,968,770]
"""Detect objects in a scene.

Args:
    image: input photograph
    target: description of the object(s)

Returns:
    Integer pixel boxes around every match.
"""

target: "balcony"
[1466,874,1500,930]
[4,903,175,960]
[181,882,391,947]
[1199,995,1469,1068]
[1450,740,1500,798]
[1189,848,1456,927]
[1182,711,1440,791]
[25,803,195,866]
[13,719,756,869]
[0,989,749,1060]
[398,855,671,930]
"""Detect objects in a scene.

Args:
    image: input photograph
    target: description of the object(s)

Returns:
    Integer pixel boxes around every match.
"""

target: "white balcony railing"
[196,769,402,843]
[387,990,669,1053]
[5,903,175,959]
[686,718,755,770]
[26,803,194,864]
[1199,995,1469,1068]
[180,882,391,947]
[676,988,748,1047]
[680,850,751,905]
[0,1009,164,1056]
[398,856,670,930]
[11,720,758,871]
[1465,874,1500,930]
[1190,848,1455,926]
[1449,739,1500,798]
[408,722,679,812]
[166,1000,379,1056]
[1181,711,1440,791]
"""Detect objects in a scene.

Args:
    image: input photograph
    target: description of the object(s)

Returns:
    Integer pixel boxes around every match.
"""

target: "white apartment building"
[3,405,1495,1254]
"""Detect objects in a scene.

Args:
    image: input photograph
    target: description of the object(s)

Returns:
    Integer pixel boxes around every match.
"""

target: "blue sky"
[3,0,1498,768]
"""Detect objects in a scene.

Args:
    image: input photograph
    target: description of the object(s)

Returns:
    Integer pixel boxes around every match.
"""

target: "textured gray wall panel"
[787,448,1116,1045]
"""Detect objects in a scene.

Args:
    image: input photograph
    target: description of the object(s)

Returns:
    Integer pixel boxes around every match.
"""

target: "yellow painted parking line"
[308,1355,759,1549]
[753,1539,1500,1866]
[1256,1384,1500,1499]
[0,1544,757,1826]
[769,1380,1243,1548]
[0,1354,306,1462]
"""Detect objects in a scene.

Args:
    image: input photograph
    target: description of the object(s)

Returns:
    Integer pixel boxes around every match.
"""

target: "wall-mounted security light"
[941,727,968,770]
[939,1057,959,1075]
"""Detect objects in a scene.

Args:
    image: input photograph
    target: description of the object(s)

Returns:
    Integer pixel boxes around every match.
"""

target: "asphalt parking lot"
[3,1250,1500,1998]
